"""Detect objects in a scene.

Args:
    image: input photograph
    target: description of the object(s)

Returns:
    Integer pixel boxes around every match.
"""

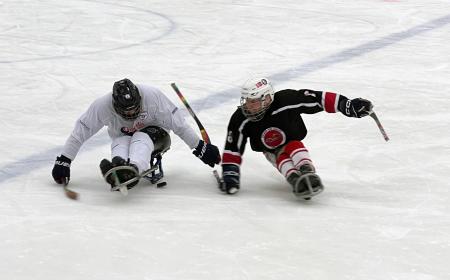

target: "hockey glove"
[221,164,240,194]
[193,140,221,167]
[340,98,373,118]
[52,155,71,184]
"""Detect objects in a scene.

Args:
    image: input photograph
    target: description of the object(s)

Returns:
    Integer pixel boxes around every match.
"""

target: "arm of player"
[153,88,220,167]
[294,89,373,118]
[52,97,107,184]
[61,98,109,159]
[220,112,247,194]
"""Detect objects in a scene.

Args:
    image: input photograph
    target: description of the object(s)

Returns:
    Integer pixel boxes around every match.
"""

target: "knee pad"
[140,126,171,155]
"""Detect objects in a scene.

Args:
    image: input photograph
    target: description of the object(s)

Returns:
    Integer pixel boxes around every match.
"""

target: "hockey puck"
[156,182,167,188]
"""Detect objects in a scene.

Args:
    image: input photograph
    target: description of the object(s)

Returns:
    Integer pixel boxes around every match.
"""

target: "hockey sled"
[293,173,324,200]
[213,169,324,199]
[103,154,165,196]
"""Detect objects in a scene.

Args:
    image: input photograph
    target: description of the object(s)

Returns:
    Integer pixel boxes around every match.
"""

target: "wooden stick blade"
[64,187,79,200]
[62,178,79,200]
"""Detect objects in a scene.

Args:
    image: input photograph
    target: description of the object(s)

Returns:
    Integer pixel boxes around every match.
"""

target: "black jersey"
[222,89,348,166]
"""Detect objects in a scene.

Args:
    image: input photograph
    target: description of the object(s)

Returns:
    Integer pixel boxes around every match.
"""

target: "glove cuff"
[60,155,72,163]
[56,155,72,167]
[337,96,350,116]
[193,140,205,157]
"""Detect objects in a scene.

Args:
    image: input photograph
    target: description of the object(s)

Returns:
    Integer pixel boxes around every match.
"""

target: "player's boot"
[291,164,324,199]
[287,172,301,190]
[99,158,114,187]
[99,157,139,190]
[111,156,139,190]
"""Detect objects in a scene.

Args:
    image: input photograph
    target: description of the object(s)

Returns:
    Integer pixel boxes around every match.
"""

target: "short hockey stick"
[369,111,389,141]
[213,170,225,188]
[170,83,224,187]
[170,83,211,144]
[63,177,78,200]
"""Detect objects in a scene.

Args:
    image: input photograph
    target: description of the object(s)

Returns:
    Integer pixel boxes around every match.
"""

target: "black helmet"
[112,78,141,120]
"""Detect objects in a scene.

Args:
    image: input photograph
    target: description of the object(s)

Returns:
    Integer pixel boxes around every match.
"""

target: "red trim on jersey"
[283,140,306,156]
[324,92,337,113]
[222,151,242,165]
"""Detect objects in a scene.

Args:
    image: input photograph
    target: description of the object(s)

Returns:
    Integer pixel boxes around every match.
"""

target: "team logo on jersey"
[121,127,135,136]
[261,127,286,149]
[138,111,148,120]
[120,111,149,136]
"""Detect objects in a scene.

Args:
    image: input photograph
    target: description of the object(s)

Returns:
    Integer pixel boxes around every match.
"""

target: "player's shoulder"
[136,84,163,96]
[228,107,248,127]
[136,84,169,109]
[274,89,321,102]
[273,89,301,104]
[90,92,112,109]
[274,88,318,97]
[81,93,114,122]
[274,89,298,96]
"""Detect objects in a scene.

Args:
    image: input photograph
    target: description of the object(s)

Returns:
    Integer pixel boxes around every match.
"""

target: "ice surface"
[0,1,449,279]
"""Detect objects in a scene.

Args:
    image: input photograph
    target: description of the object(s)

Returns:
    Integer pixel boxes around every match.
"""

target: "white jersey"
[62,84,200,160]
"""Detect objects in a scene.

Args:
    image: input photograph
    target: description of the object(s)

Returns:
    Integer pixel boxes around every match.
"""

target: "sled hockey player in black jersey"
[51,78,220,195]
[219,77,373,199]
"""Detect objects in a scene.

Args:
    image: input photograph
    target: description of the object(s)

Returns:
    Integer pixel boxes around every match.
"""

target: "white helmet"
[240,77,274,121]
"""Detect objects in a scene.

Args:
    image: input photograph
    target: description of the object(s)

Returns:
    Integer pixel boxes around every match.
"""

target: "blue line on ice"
[191,14,450,110]
[1,13,449,183]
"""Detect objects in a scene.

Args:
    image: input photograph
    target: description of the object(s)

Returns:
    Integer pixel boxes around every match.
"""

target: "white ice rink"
[1,1,449,279]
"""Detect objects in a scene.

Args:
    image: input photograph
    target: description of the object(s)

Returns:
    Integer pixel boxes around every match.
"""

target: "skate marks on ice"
[1,8,449,183]
[270,13,450,82]
[0,0,176,64]
[189,13,450,111]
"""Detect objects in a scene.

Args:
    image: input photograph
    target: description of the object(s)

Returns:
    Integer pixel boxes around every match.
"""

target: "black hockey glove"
[221,164,240,194]
[193,140,221,167]
[52,155,71,184]
[339,98,373,118]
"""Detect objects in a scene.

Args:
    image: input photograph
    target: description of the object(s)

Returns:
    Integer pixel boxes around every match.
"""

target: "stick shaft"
[171,83,211,143]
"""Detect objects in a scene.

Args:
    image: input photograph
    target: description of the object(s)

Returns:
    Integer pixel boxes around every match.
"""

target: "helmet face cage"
[112,78,142,120]
[240,78,274,121]
[240,96,271,121]
[116,103,141,120]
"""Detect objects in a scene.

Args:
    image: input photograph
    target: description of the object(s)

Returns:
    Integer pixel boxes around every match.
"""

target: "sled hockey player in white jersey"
[52,78,221,193]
